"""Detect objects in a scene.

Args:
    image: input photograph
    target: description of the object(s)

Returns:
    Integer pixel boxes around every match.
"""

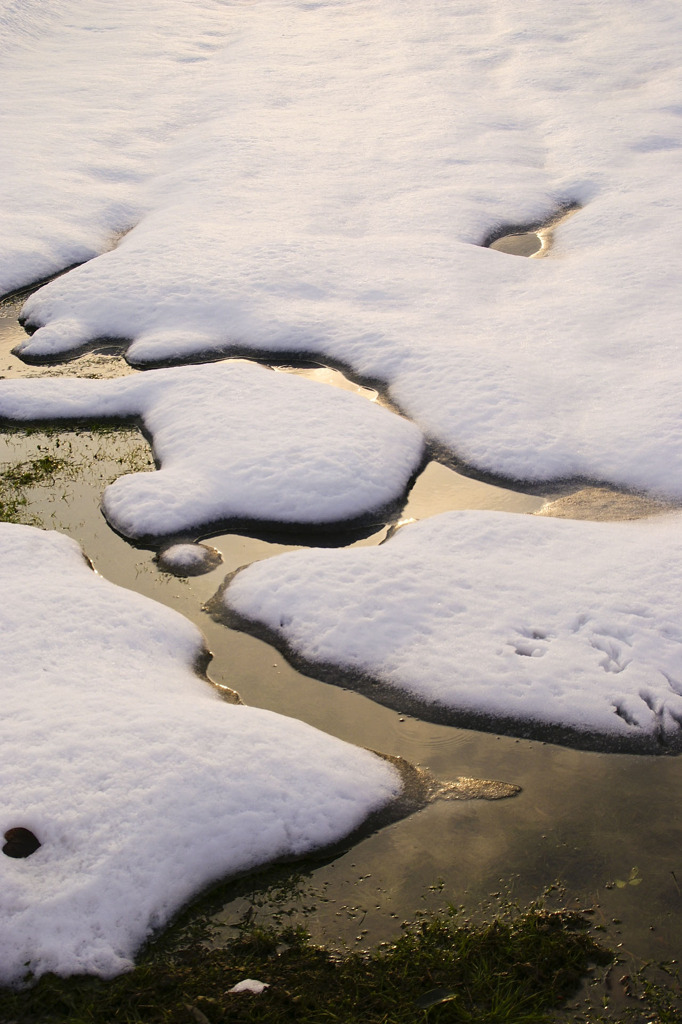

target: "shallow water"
[2,298,682,984]
[489,230,543,257]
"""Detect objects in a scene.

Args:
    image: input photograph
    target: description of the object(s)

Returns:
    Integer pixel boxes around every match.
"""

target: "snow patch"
[157,542,223,577]
[0,361,424,541]
[228,979,270,995]
[0,523,401,983]
[221,510,682,752]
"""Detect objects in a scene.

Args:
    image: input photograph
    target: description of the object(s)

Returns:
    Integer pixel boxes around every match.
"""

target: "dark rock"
[3,827,41,858]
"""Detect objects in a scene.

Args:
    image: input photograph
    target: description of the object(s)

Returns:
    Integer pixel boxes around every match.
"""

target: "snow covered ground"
[221,511,682,753]
[0,0,235,294]
[0,361,424,541]
[0,523,401,983]
[2,0,682,493]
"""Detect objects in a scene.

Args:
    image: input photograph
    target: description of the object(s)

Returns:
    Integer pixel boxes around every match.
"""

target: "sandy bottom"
[536,485,678,521]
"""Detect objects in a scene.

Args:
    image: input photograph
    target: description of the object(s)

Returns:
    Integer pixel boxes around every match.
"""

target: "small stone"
[3,827,41,859]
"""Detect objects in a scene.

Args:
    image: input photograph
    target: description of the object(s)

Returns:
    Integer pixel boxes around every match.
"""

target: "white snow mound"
[0,523,400,983]
[0,361,424,540]
[222,510,682,751]
[157,542,223,576]
[228,979,270,995]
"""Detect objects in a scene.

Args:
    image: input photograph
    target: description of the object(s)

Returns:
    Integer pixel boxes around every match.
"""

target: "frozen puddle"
[535,485,677,521]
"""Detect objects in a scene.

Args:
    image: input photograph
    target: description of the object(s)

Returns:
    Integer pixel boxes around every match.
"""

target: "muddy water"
[2,299,682,980]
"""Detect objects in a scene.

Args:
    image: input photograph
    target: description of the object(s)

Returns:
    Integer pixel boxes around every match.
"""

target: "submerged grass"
[0,896,612,1024]
[0,425,153,526]
[0,451,68,523]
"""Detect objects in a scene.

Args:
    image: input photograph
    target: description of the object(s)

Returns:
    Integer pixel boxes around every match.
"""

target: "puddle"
[2,295,682,976]
[0,294,136,380]
[484,203,580,259]
[489,231,543,258]
[403,460,545,517]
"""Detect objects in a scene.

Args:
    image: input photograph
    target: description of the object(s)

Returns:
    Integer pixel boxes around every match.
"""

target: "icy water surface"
[2,297,682,984]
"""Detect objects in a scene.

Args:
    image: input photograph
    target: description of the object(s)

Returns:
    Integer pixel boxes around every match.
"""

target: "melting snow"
[0,361,424,542]
[221,511,682,753]
[3,0,682,983]
[156,541,223,576]
[0,523,401,983]
[228,979,270,995]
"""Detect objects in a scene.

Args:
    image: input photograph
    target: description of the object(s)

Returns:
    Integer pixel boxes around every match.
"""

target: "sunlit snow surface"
[3,0,682,493]
[0,362,424,541]
[0,0,235,293]
[0,523,400,983]
[222,511,682,753]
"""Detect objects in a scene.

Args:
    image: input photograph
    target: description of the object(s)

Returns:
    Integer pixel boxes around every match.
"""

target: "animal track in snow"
[589,635,631,674]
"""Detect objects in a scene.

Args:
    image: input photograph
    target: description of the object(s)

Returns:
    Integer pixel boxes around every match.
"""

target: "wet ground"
[2,293,682,989]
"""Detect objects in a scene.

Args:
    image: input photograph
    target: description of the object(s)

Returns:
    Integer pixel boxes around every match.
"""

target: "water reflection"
[272,361,379,403]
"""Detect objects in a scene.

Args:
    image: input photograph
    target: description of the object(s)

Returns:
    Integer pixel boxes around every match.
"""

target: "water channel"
[2,292,681,1004]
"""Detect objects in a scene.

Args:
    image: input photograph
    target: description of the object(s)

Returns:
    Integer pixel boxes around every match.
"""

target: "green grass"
[0,895,613,1024]
[0,426,153,526]
[606,960,682,1024]
[0,451,68,523]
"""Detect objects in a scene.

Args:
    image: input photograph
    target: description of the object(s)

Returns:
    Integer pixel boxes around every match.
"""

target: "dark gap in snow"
[613,702,637,728]
[639,690,658,714]
[662,672,682,697]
